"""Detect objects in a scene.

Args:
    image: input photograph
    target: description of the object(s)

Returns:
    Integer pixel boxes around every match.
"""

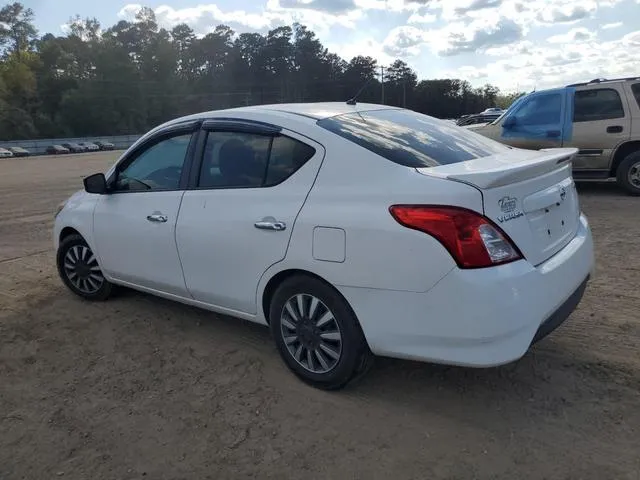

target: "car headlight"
[55,201,66,218]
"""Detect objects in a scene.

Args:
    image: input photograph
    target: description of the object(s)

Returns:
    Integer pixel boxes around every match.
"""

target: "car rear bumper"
[531,274,589,344]
[338,214,594,367]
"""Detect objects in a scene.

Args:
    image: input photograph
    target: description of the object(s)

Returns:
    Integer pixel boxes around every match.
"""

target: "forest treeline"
[0,2,523,140]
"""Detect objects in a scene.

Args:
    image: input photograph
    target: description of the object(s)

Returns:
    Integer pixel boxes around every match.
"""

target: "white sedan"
[79,142,100,151]
[54,102,594,389]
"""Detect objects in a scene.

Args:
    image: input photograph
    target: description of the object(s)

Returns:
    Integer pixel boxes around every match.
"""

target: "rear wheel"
[616,151,640,196]
[269,275,373,390]
[56,234,113,301]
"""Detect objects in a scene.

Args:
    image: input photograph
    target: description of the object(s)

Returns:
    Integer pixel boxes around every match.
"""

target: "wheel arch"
[260,268,364,335]
[261,269,331,324]
[59,226,82,243]
[610,141,640,176]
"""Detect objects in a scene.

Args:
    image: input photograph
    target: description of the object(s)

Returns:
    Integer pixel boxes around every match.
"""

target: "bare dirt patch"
[1,154,639,479]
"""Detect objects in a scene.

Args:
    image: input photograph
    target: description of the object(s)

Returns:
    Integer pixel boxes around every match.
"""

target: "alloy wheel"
[63,245,104,294]
[280,293,343,374]
[628,160,640,188]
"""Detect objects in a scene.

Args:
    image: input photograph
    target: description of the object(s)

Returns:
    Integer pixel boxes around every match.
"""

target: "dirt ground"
[1,152,639,480]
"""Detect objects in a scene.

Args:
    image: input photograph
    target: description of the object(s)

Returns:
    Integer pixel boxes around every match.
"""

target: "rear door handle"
[607,125,623,133]
[546,130,561,138]
[146,213,168,223]
[254,220,286,231]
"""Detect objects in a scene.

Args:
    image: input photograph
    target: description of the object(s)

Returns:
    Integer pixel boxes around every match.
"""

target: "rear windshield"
[317,108,509,168]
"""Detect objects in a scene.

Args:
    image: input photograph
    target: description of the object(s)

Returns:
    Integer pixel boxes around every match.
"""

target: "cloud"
[621,30,640,47]
[324,36,392,64]
[118,2,363,36]
[484,40,533,56]
[383,25,426,56]
[536,1,596,24]
[547,27,596,43]
[602,22,623,29]
[452,30,640,91]
[424,17,524,56]
[442,65,489,80]
[425,0,617,29]
[407,12,437,23]
[424,0,505,20]
[354,0,423,10]
[276,0,356,13]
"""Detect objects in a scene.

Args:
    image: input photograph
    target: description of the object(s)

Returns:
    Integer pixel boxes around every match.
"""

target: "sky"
[20,0,640,92]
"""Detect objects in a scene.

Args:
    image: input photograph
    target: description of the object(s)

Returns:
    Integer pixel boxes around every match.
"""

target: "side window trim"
[107,122,201,193]
[202,118,283,136]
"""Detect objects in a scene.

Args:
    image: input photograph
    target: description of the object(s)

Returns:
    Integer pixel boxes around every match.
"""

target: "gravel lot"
[1,152,639,480]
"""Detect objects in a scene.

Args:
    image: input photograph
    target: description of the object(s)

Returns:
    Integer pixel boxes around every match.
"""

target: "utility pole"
[381,65,385,104]
[403,80,406,108]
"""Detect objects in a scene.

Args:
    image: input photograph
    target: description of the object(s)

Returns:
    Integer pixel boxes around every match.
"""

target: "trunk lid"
[417,148,580,266]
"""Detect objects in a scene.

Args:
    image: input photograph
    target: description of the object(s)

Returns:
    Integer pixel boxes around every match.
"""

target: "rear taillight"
[389,205,522,269]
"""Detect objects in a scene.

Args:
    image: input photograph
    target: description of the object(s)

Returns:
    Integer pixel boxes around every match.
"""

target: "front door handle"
[146,213,168,223]
[254,220,286,231]
[607,125,623,133]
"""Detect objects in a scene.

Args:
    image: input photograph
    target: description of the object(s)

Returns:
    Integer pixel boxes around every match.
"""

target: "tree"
[385,59,417,107]
[0,1,508,140]
[0,2,37,58]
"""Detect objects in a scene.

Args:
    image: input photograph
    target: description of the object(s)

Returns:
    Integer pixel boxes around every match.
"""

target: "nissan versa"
[54,103,595,389]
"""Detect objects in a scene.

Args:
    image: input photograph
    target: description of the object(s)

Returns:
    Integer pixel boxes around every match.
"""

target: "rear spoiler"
[417,148,578,189]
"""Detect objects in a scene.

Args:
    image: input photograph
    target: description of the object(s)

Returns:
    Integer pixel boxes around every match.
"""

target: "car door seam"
[173,190,195,299]
[253,137,328,309]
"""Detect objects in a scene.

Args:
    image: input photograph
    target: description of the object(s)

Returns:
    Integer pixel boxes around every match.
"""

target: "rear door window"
[316,109,509,168]
[198,131,316,188]
[573,88,625,122]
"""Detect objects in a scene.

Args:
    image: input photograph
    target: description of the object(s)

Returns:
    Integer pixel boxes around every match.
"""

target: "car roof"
[167,102,401,125]
[566,76,640,88]
[233,102,400,119]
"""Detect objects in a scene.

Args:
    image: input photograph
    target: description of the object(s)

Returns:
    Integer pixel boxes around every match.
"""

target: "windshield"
[490,94,529,125]
[317,108,510,168]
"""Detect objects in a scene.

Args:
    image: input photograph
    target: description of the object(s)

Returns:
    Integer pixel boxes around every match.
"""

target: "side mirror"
[503,116,517,129]
[83,173,108,194]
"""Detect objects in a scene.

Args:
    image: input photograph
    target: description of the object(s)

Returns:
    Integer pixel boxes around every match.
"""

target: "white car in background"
[79,142,100,152]
[0,147,14,158]
[54,102,595,389]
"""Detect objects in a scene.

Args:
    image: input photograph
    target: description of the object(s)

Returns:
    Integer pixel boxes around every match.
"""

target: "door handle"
[146,213,168,223]
[546,130,561,138]
[254,220,286,231]
[607,125,623,133]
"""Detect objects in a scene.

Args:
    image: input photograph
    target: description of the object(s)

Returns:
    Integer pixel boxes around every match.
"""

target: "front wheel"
[56,234,113,301]
[269,275,373,390]
[616,151,640,196]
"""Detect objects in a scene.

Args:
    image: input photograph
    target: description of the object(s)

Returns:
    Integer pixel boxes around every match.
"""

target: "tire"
[269,275,373,390]
[56,234,113,301]
[616,151,640,196]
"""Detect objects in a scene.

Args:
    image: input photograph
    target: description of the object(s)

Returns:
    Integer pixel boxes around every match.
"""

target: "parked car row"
[456,110,504,127]
[0,146,32,158]
[1,140,117,158]
[48,141,115,154]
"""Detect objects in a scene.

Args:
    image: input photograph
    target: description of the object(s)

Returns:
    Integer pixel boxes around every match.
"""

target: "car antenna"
[346,76,375,105]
